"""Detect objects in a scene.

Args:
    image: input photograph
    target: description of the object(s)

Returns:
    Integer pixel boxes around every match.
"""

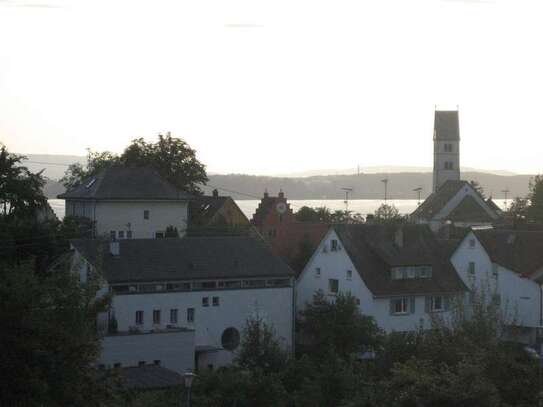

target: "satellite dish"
[276,202,287,214]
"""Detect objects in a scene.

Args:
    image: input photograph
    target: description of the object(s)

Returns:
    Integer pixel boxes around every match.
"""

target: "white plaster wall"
[297,230,452,332]
[111,286,294,352]
[451,232,540,328]
[433,140,460,193]
[94,201,188,239]
[100,330,195,373]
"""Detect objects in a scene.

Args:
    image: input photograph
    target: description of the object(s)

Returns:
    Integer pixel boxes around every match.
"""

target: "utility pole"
[381,178,389,203]
[413,187,423,206]
[342,187,353,212]
[502,188,510,210]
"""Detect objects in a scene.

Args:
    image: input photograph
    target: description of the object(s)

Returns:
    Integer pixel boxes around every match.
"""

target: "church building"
[411,110,502,231]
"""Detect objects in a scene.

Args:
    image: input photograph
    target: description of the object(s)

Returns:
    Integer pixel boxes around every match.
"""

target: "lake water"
[48,198,511,221]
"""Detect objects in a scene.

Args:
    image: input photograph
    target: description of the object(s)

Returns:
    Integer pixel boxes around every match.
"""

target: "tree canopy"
[61,134,208,194]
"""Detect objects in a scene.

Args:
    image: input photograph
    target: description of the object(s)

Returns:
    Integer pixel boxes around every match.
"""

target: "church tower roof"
[434,110,460,141]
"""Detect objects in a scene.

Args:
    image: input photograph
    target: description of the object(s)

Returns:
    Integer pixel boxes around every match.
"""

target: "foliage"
[61,134,208,194]
[373,204,405,225]
[0,261,112,406]
[297,291,382,360]
[295,206,364,224]
[507,197,529,224]
[236,313,289,373]
[527,174,543,223]
[121,133,208,194]
[60,149,119,190]
[470,180,486,198]
[0,144,47,219]
[164,225,180,238]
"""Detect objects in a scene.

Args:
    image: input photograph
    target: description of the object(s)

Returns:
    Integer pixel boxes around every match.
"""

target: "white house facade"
[297,225,467,333]
[71,236,295,372]
[59,166,192,239]
[450,229,543,343]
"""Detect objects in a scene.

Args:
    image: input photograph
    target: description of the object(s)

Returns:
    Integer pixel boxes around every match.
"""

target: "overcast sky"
[1,0,542,175]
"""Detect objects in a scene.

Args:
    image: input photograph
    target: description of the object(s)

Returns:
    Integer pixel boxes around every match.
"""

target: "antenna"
[341,187,353,211]
[413,187,423,206]
[501,188,510,210]
[381,178,389,203]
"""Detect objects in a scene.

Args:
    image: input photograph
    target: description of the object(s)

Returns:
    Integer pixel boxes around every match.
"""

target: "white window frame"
[346,270,352,280]
[392,297,409,315]
[331,239,339,251]
[328,278,339,294]
[430,296,444,312]
[315,267,321,278]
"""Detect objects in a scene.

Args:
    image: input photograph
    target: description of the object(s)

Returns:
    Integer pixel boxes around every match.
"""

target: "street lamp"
[183,371,197,407]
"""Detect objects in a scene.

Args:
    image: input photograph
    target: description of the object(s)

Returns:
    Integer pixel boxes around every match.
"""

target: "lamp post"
[183,371,197,407]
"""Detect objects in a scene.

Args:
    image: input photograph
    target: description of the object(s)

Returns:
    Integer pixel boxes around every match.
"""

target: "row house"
[297,224,467,332]
[70,235,295,372]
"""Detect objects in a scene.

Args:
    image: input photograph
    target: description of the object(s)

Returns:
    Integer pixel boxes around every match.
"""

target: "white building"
[71,236,295,372]
[450,228,543,343]
[297,224,467,333]
[58,166,192,239]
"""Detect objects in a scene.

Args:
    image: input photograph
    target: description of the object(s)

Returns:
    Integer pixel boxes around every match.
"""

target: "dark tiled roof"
[434,110,459,141]
[189,196,229,225]
[333,224,467,296]
[474,229,543,276]
[411,180,499,222]
[72,236,294,283]
[117,365,182,390]
[447,195,496,223]
[58,166,192,201]
[411,180,468,220]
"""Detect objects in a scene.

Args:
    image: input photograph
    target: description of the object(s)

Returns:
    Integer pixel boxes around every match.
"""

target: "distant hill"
[26,153,532,200]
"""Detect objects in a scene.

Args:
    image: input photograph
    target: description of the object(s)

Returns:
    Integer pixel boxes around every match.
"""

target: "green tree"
[60,149,119,189]
[236,313,289,374]
[507,197,529,224]
[297,291,382,360]
[373,204,405,225]
[0,261,112,406]
[527,174,543,222]
[121,133,208,194]
[295,206,322,222]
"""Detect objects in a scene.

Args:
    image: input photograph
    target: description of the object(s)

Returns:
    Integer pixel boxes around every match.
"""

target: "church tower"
[433,110,460,192]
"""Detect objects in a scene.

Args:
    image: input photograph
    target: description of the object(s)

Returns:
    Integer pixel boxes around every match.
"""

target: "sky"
[1,0,542,175]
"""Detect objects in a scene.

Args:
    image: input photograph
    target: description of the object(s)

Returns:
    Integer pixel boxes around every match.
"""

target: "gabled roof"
[58,166,193,201]
[251,193,293,227]
[189,195,249,226]
[332,224,467,297]
[434,110,460,141]
[72,236,294,283]
[411,180,500,222]
[474,229,543,277]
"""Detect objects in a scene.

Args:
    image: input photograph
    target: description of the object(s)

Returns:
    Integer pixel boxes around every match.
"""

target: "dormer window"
[391,266,432,280]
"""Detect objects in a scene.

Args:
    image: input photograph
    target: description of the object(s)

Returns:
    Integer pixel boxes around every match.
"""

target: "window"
[444,143,453,152]
[492,264,499,279]
[153,310,161,324]
[170,309,178,324]
[355,297,361,305]
[155,232,164,239]
[110,231,116,240]
[329,279,339,294]
[113,363,122,368]
[444,161,454,170]
[492,294,501,306]
[212,296,220,307]
[430,296,444,312]
[468,262,476,275]
[391,298,409,315]
[469,238,476,248]
[144,210,150,220]
[221,327,241,351]
[315,267,321,278]
[118,231,125,239]
[135,310,144,325]
[127,230,133,239]
[407,267,416,279]
[202,297,209,307]
[346,270,352,280]
[187,308,195,323]
[331,239,339,251]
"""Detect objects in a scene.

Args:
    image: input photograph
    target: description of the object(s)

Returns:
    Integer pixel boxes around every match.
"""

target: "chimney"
[110,241,120,256]
[278,189,284,199]
[264,189,269,198]
[394,227,404,248]
[212,189,219,198]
